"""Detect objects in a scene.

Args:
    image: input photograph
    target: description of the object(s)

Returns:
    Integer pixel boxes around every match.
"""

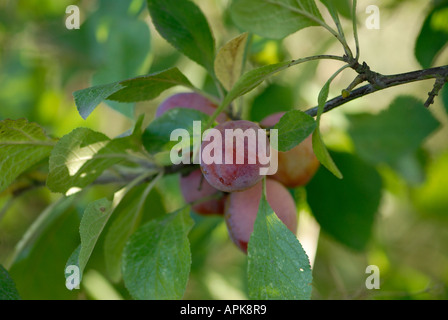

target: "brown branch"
[305,65,448,117]
[99,65,448,186]
[10,66,447,196]
[424,77,447,108]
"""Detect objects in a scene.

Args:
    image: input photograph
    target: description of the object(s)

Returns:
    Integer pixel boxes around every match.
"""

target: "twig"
[352,0,360,61]
[305,65,448,117]
[163,163,198,176]
[424,77,446,108]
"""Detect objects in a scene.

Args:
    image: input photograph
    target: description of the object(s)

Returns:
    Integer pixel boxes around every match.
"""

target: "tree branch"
[13,66,447,194]
[424,77,447,108]
[305,65,448,117]
[98,65,448,187]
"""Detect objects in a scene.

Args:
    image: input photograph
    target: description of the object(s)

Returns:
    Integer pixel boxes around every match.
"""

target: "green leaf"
[250,83,295,122]
[92,17,151,118]
[306,151,382,251]
[214,33,249,91]
[97,0,146,16]
[221,55,337,111]
[0,119,55,193]
[66,198,113,282]
[273,110,316,152]
[10,206,80,299]
[313,81,343,179]
[442,83,448,114]
[415,4,448,69]
[389,151,426,186]
[104,186,146,282]
[189,215,224,272]
[156,174,185,213]
[319,0,340,23]
[5,195,77,270]
[59,0,150,119]
[230,0,323,39]
[316,80,330,119]
[74,67,194,120]
[142,108,210,155]
[247,189,312,300]
[347,96,440,167]
[320,0,351,18]
[104,182,164,283]
[47,127,139,194]
[222,61,292,108]
[0,265,21,300]
[413,152,448,219]
[312,131,342,179]
[122,206,194,300]
[153,150,177,167]
[107,71,193,104]
[147,0,216,74]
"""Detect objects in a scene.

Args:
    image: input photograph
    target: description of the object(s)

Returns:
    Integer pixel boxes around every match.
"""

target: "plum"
[261,112,320,188]
[156,92,228,123]
[200,120,270,193]
[179,169,226,216]
[224,179,297,253]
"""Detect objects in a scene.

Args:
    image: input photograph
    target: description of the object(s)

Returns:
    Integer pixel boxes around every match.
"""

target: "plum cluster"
[156,92,320,253]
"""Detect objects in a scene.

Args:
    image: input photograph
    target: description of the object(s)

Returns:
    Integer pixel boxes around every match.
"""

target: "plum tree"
[224,179,298,253]
[179,169,226,215]
[261,112,320,188]
[200,120,270,193]
[156,92,228,123]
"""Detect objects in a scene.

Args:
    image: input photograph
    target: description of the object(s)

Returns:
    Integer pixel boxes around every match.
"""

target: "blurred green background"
[1,0,448,300]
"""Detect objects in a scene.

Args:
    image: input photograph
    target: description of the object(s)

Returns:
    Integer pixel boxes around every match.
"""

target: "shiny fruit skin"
[156,92,228,123]
[261,112,320,188]
[225,179,297,253]
[200,120,270,193]
[180,169,225,216]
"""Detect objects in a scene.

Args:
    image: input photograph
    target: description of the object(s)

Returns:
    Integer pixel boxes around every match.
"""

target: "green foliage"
[249,83,295,122]
[312,80,343,179]
[47,127,141,194]
[146,0,216,75]
[0,119,55,193]
[214,33,249,91]
[45,0,151,119]
[415,1,448,68]
[142,108,210,155]
[306,151,383,251]
[272,110,316,152]
[90,5,151,118]
[188,214,224,272]
[221,61,292,108]
[104,181,165,283]
[66,198,113,283]
[122,206,194,300]
[74,68,194,120]
[0,265,21,300]
[230,0,323,39]
[5,195,77,270]
[247,184,312,299]
[413,152,448,219]
[319,0,343,27]
[1,0,448,301]
[347,96,440,168]
[320,0,351,19]
[9,202,81,300]
[443,84,448,114]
